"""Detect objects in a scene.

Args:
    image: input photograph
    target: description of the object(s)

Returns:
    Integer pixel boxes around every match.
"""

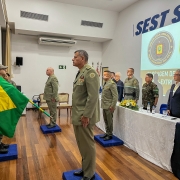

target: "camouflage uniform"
[142,82,159,109]
[124,76,139,100]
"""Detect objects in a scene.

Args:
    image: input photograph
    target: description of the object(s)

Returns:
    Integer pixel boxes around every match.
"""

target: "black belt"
[124,93,134,96]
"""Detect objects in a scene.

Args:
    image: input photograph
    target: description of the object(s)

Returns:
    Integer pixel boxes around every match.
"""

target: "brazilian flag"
[0,77,29,138]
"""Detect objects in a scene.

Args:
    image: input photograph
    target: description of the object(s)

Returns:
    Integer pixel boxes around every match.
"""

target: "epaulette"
[111,80,115,84]
[86,65,92,70]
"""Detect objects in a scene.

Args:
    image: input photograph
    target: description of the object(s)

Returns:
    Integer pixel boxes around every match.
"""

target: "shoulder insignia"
[90,73,95,78]
[86,65,92,70]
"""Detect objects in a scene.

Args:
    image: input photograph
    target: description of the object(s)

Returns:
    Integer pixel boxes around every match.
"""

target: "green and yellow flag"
[157,44,163,55]
[0,77,29,138]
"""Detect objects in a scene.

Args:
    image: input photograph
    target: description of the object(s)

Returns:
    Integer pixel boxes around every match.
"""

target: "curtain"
[5,24,11,74]
[1,29,6,65]
[1,0,12,75]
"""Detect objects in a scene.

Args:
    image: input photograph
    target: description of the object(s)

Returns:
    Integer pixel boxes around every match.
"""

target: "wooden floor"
[0,109,178,180]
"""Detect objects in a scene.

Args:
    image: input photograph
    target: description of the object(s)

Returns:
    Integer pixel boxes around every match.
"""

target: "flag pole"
[29,100,52,118]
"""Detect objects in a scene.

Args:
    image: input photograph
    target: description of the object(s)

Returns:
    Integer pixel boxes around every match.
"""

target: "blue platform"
[62,169,102,180]
[94,134,124,147]
[0,144,18,162]
[40,125,61,134]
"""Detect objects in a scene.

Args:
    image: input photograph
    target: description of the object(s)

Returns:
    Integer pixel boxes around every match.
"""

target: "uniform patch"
[79,79,84,83]
[90,73,95,78]
[80,75,84,79]
[134,80,138,85]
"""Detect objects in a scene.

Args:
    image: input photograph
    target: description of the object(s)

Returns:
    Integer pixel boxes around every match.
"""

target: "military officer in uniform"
[72,50,100,180]
[142,73,159,111]
[101,70,118,140]
[4,73,16,87]
[0,64,10,153]
[43,67,59,128]
[124,68,139,101]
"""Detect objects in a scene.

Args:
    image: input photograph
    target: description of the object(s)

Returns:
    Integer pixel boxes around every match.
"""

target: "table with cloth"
[96,104,180,175]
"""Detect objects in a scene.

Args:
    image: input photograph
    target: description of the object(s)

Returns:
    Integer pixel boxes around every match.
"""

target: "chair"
[160,104,168,114]
[58,93,72,118]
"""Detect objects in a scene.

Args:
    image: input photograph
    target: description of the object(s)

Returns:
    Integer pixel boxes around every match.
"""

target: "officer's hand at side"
[109,107,114,113]
[81,116,89,128]
[167,110,170,115]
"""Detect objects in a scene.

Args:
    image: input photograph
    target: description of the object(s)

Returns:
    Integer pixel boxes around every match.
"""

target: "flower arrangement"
[119,99,139,111]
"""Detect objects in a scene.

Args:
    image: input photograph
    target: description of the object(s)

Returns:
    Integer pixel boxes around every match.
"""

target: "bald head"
[0,68,7,77]
[115,72,121,81]
[46,67,54,76]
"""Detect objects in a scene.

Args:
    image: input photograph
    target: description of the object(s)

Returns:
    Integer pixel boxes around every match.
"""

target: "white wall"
[0,0,6,28]
[102,1,180,109]
[11,34,102,106]
[6,0,118,41]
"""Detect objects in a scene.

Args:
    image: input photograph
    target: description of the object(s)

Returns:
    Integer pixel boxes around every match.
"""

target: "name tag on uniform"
[104,87,109,90]
[77,79,84,85]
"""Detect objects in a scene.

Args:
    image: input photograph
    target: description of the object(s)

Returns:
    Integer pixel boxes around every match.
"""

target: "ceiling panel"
[34,0,139,12]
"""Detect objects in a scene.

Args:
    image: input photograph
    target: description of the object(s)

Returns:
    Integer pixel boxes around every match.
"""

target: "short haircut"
[146,73,153,79]
[176,69,180,74]
[111,72,115,76]
[74,50,88,62]
[6,73,10,77]
[115,72,121,76]
[129,68,134,73]
[104,70,111,73]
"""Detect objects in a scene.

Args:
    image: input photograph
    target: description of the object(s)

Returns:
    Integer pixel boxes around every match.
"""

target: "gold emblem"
[90,73,95,78]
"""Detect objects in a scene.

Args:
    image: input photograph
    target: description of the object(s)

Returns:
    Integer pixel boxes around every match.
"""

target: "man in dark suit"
[114,72,124,102]
[167,69,180,118]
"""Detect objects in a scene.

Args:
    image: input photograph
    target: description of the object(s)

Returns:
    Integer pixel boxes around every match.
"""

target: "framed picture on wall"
[102,67,109,86]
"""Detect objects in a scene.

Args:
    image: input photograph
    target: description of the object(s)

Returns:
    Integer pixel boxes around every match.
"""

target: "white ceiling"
[36,0,139,12]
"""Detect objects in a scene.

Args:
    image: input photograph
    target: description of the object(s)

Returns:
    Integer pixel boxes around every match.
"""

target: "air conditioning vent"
[20,11,49,21]
[38,37,77,47]
[81,20,103,28]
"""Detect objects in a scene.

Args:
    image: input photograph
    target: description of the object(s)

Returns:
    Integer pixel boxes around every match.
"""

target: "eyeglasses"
[174,74,180,76]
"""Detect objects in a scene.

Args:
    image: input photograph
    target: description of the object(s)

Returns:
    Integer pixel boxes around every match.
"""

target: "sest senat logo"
[135,4,180,36]
[148,31,174,65]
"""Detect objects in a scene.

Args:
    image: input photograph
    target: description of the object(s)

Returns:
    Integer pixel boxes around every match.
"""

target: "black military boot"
[0,143,8,154]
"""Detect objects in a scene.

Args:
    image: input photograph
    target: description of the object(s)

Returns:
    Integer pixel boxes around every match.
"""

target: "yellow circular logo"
[148,31,174,65]
[90,73,95,78]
